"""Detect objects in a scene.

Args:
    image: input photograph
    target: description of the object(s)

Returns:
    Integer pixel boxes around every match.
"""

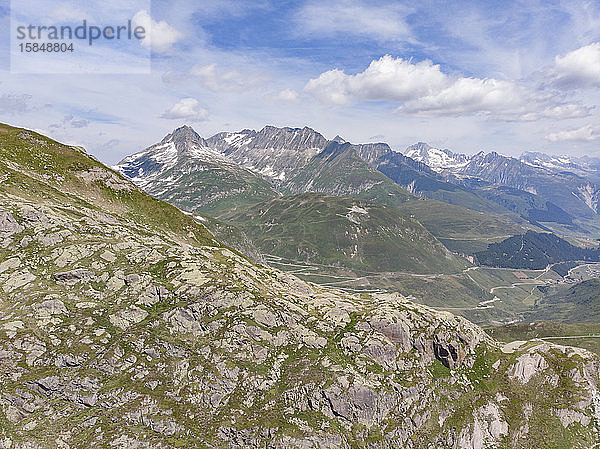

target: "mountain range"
[117,125,600,263]
[121,125,600,228]
[113,124,600,331]
[402,143,600,227]
[2,122,600,448]
[115,126,279,216]
[117,126,539,258]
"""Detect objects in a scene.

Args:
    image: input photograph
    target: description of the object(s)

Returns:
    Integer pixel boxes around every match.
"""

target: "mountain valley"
[116,124,600,331]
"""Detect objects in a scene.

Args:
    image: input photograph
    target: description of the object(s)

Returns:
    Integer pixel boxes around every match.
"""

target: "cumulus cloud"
[519,104,593,121]
[305,56,446,105]
[132,10,182,53]
[546,125,598,142]
[400,78,524,116]
[161,98,209,122]
[305,55,589,121]
[269,88,300,102]
[295,0,413,41]
[547,42,600,89]
[0,93,32,114]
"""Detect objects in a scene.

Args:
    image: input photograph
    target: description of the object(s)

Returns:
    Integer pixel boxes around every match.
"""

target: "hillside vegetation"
[222,192,467,274]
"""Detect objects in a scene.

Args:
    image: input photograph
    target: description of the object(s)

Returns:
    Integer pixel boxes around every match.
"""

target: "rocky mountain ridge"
[400,143,600,218]
[120,124,600,221]
[457,151,600,217]
[116,125,279,217]
[206,126,330,182]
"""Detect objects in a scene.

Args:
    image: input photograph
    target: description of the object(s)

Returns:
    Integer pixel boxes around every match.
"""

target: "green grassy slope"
[0,124,215,246]
[396,198,530,254]
[143,160,280,218]
[222,192,468,274]
[527,279,600,323]
[281,142,413,207]
[487,321,600,356]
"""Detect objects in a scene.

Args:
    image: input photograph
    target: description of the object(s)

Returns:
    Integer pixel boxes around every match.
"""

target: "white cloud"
[305,55,590,121]
[161,98,209,122]
[400,78,524,116]
[295,0,413,41]
[546,125,598,142]
[132,10,182,53]
[270,88,300,102]
[549,42,600,89]
[305,55,447,105]
[519,104,593,121]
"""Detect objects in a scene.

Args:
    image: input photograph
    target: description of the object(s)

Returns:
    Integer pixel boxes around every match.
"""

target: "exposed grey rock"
[32,299,68,317]
[109,306,148,330]
[53,269,95,285]
[509,348,550,384]
[75,166,134,191]
[125,273,140,285]
[3,270,36,292]
[0,211,23,235]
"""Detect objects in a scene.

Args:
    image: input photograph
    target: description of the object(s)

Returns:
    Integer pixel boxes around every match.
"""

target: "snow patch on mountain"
[404,142,469,172]
[520,151,598,176]
[575,183,600,213]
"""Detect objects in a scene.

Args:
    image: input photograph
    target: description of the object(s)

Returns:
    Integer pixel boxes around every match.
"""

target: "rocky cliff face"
[207,126,330,182]
[2,124,600,448]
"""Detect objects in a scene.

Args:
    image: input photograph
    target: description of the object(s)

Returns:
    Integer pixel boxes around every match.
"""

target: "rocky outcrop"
[0,211,23,235]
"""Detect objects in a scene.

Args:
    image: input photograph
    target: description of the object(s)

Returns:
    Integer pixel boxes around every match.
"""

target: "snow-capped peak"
[115,126,235,187]
[403,142,469,172]
[520,151,598,175]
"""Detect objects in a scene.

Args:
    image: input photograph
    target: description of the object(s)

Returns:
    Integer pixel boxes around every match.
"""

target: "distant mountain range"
[520,151,600,177]
[117,124,600,278]
[401,144,600,221]
[119,126,600,225]
[117,126,536,268]
[404,142,469,171]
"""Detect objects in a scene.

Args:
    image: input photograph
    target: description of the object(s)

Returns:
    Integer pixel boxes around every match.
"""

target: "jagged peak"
[258,124,323,136]
[332,135,346,143]
[162,125,205,146]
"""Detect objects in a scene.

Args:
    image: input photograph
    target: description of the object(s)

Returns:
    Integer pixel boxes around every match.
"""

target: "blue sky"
[0,0,599,163]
